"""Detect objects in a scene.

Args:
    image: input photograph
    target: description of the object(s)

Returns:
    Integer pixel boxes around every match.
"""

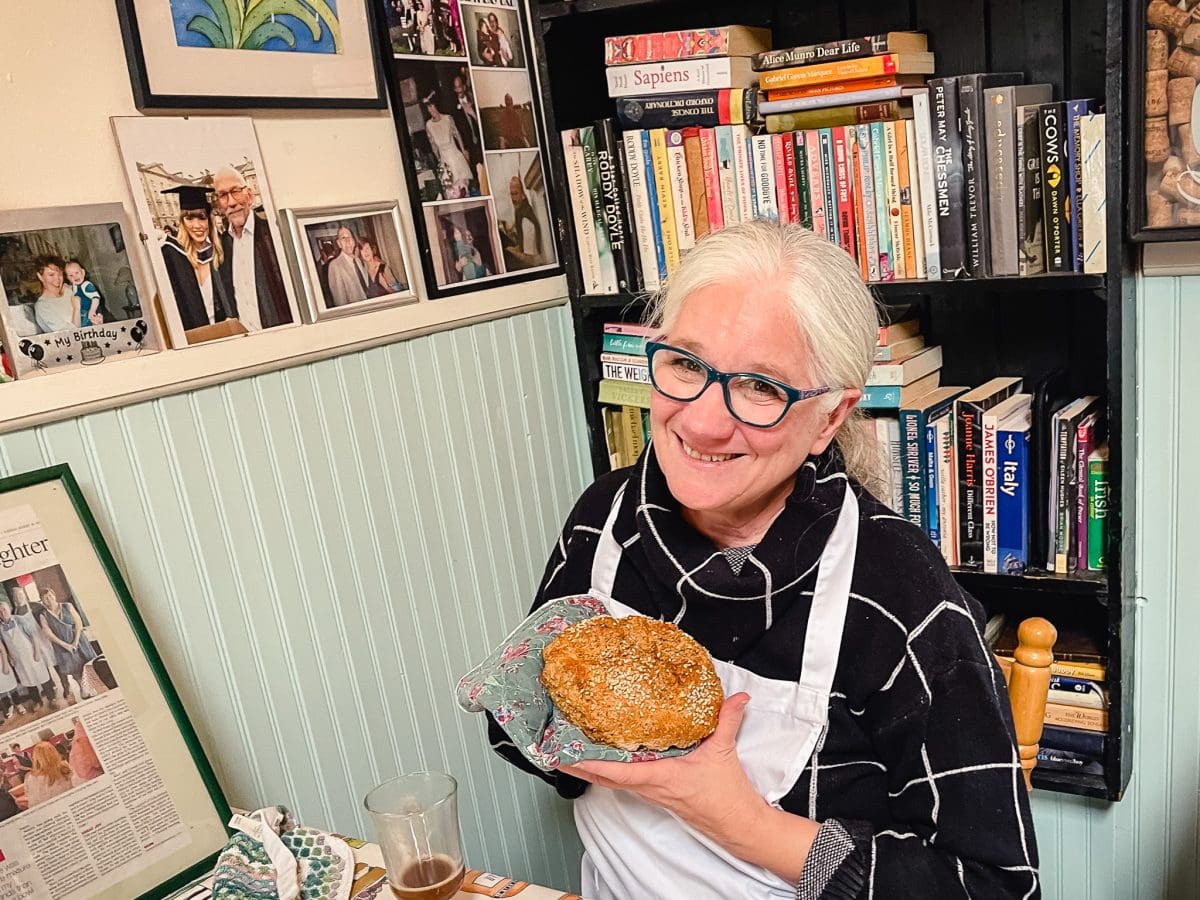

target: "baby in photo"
[63,260,104,327]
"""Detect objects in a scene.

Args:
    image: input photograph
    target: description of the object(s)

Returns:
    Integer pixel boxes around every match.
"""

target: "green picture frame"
[0,464,231,900]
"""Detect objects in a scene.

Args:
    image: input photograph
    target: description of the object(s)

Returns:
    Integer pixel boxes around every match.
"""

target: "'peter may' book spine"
[1039,102,1071,272]
[929,77,968,278]
[594,119,637,292]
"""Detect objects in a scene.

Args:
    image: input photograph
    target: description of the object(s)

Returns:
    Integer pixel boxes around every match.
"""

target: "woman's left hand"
[560,693,766,844]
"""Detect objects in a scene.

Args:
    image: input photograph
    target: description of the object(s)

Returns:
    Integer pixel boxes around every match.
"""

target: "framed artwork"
[0,205,163,379]
[281,201,418,321]
[1132,1,1200,240]
[112,116,302,348]
[375,0,561,297]
[0,465,231,898]
[114,0,387,109]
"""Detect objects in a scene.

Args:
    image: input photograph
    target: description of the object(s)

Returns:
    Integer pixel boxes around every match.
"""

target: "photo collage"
[383,0,557,288]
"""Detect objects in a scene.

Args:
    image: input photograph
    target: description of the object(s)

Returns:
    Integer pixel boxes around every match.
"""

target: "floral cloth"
[456,595,694,771]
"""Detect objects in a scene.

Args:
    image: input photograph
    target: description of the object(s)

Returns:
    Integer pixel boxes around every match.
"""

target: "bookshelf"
[530,0,1135,800]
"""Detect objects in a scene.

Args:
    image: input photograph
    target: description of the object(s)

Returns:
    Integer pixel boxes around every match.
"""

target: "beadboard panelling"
[1027,271,1200,900]
[0,304,591,892]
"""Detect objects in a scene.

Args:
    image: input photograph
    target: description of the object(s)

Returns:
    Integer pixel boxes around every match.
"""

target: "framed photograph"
[114,0,387,109]
[282,201,417,321]
[112,116,302,348]
[0,205,163,379]
[1131,2,1200,240]
[376,0,561,297]
[0,464,230,898]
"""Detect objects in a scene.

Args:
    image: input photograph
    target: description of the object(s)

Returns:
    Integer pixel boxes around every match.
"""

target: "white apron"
[575,482,859,899]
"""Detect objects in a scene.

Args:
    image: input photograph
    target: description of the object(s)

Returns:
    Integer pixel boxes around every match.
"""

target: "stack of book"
[597,322,652,468]
[993,619,1108,777]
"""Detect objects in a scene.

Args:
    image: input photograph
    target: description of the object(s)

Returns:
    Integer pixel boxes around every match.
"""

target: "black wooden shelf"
[951,569,1107,598]
[1030,767,1110,799]
[539,0,672,20]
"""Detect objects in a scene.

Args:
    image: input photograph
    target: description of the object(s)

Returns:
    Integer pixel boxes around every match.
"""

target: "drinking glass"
[364,772,465,900]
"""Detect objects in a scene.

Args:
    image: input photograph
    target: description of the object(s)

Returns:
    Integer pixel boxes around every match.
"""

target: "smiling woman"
[486,220,1041,900]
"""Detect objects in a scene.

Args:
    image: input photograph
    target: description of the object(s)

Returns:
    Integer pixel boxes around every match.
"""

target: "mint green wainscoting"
[0,305,592,892]
[1030,272,1199,900]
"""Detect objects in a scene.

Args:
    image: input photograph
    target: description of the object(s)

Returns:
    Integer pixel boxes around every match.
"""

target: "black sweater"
[488,451,1039,899]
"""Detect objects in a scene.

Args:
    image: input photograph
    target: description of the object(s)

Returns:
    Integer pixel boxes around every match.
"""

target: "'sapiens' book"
[957,73,1023,278]
[758,52,936,91]
[1039,102,1071,272]
[955,376,1024,568]
[614,88,759,130]
[605,26,772,66]
[606,57,757,98]
[984,83,1053,276]
[753,32,928,72]
[928,77,968,278]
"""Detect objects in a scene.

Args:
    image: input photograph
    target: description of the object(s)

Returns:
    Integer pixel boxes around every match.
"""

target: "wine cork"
[1150,30,1170,69]
[1165,155,1186,176]
[1161,167,1182,199]
[1180,121,1200,165]
[1176,204,1200,224]
[1184,23,1200,52]
[1148,191,1175,227]
[1150,0,1192,38]
[1168,78,1196,125]
[1146,116,1171,163]
[1169,47,1200,80]
[1148,69,1170,115]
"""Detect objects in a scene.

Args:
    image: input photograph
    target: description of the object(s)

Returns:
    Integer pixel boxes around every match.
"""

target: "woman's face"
[359,241,376,263]
[0,606,10,623]
[42,591,58,610]
[37,264,64,294]
[650,281,847,525]
[182,210,210,243]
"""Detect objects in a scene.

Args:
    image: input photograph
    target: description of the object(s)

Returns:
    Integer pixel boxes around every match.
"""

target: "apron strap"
[798,483,859,696]
[590,483,626,601]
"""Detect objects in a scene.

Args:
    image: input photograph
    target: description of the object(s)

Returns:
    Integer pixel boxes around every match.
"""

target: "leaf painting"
[170,0,342,54]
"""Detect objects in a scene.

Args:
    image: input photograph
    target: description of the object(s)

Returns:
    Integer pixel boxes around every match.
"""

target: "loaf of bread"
[540,615,724,751]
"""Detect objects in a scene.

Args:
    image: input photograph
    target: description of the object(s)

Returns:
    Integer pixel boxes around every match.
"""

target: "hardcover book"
[955,376,1023,568]
[928,77,968,278]
[606,26,772,66]
[984,84,1053,276]
[753,32,928,72]
[606,58,757,98]
[1039,102,1071,272]
[758,52,936,91]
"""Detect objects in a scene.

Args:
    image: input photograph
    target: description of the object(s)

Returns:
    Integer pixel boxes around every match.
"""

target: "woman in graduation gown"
[159,184,237,332]
[488,221,1040,899]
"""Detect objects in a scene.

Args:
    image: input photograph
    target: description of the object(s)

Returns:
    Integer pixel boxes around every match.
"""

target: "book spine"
[957,400,985,567]
[666,130,697,249]
[764,100,902,133]
[1040,102,1070,272]
[622,131,659,292]
[580,126,619,293]
[900,408,926,530]
[870,122,893,281]
[766,73,910,101]
[1081,113,1107,273]
[1053,413,1071,573]
[896,120,919,279]
[598,379,652,407]
[783,133,801,224]
[996,425,1030,574]
[731,124,756,223]
[884,120,907,279]
[606,27,755,65]
[637,130,669,284]
[926,419,941,544]
[1036,748,1104,774]
[958,75,990,278]
[858,385,903,408]
[819,129,837,242]
[832,128,857,256]
[1075,421,1093,572]
[1040,724,1106,756]
[622,404,644,464]
[602,361,651,383]
[757,84,907,114]
[1017,105,1046,276]
[986,89,1019,276]
[602,332,648,354]
[612,130,646,292]
[795,132,813,229]
[806,130,827,236]
[715,126,741,223]
[929,77,968,278]
[1044,704,1107,732]
[1088,454,1109,570]
[1065,99,1095,272]
[911,92,942,281]
[1048,685,1106,709]
[648,129,681,274]
[773,133,792,223]
[982,411,1000,572]
[751,134,779,221]
[699,127,725,231]
[607,58,740,98]
[595,119,638,292]
[759,53,910,91]
[614,89,745,130]
[682,128,710,240]
[562,130,604,294]
[936,413,958,565]
[753,34,903,71]
[601,408,622,469]
[855,124,882,282]
[600,352,648,366]
[603,321,658,336]
[886,417,904,514]
[850,129,869,278]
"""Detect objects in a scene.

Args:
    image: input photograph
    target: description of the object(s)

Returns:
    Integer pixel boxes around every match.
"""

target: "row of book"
[991,616,1108,777]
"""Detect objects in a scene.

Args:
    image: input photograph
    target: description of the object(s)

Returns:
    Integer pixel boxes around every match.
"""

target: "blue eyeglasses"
[644,341,836,428]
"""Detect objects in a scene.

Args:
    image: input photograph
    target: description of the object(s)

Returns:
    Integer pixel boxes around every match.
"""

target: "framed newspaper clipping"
[0,465,230,899]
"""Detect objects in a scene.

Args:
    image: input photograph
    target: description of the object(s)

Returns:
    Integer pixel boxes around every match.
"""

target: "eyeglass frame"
[644,341,837,429]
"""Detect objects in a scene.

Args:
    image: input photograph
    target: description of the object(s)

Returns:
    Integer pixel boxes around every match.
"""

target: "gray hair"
[643,220,887,494]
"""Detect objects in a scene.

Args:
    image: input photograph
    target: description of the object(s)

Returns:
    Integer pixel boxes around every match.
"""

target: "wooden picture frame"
[0,465,231,899]
[115,0,387,110]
